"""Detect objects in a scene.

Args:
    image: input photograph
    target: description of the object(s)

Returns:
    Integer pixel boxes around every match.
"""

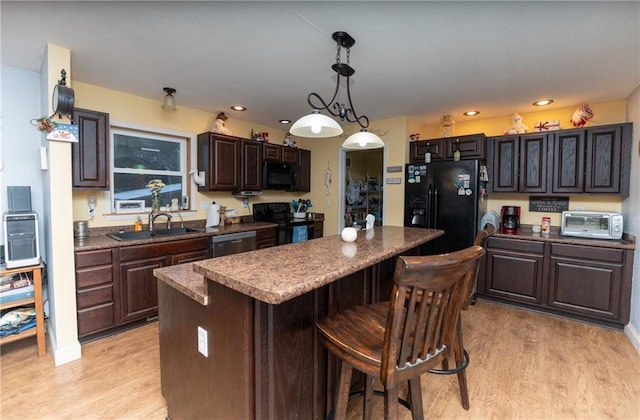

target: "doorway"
[339,148,384,230]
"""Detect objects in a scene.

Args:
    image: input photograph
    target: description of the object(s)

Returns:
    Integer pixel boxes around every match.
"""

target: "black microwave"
[262,161,296,190]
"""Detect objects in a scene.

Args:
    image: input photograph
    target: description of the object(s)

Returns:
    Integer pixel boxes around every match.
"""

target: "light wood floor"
[1,300,639,419]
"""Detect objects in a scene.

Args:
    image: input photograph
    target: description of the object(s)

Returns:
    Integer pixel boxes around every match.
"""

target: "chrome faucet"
[149,210,172,231]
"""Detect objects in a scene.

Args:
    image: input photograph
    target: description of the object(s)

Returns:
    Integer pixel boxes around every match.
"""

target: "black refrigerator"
[404,161,486,254]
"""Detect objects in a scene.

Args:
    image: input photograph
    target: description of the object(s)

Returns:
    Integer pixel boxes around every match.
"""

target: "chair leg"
[363,375,374,420]
[453,316,470,410]
[384,386,399,420]
[407,377,424,420]
[334,361,354,420]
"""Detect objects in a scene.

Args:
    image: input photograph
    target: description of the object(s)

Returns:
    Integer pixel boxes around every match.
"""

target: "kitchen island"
[154,226,443,420]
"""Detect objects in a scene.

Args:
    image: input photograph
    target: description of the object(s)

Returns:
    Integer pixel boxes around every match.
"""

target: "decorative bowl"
[293,212,306,219]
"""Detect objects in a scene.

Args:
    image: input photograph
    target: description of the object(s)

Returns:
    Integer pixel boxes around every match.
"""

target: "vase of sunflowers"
[146,179,166,212]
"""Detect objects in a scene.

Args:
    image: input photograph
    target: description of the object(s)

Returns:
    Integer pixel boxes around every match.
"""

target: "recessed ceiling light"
[463,111,480,116]
[533,99,554,106]
[279,119,291,124]
[230,105,247,111]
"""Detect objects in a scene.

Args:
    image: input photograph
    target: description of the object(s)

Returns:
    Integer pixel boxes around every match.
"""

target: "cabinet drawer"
[77,303,115,337]
[76,249,112,268]
[119,238,209,262]
[550,243,623,263]
[77,284,113,309]
[488,237,544,254]
[76,265,113,288]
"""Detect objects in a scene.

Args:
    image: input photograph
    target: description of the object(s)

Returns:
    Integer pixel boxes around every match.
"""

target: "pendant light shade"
[342,129,385,150]
[161,87,177,111]
[290,110,343,138]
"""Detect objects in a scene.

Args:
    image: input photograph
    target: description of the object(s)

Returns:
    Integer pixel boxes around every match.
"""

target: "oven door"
[278,222,314,245]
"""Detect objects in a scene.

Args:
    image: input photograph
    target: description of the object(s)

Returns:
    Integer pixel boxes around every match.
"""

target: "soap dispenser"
[134,216,143,232]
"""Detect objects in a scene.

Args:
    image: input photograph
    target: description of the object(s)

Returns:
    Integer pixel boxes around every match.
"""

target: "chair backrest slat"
[380,245,485,385]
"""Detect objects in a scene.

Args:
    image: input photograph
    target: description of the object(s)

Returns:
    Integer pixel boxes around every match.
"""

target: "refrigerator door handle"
[427,185,433,228]
[433,187,438,229]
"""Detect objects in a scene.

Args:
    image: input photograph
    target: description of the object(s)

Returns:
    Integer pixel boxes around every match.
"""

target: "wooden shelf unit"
[0,263,46,356]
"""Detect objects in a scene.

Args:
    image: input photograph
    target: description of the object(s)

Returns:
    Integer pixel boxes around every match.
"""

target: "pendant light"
[291,31,384,149]
[161,87,177,111]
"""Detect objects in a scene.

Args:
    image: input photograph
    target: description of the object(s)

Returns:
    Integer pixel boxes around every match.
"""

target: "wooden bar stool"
[316,245,485,420]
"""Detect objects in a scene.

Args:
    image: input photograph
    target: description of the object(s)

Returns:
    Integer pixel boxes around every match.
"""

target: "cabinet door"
[547,243,623,322]
[263,144,281,162]
[295,149,311,192]
[197,133,240,191]
[445,134,486,159]
[519,133,548,193]
[282,147,298,163]
[120,256,165,323]
[72,108,110,189]
[409,140,445,163]
[483,238,545,304]
[584,125,621,194]
[489,136,519,192]
[240,139,263,191]
[552,129,585,193]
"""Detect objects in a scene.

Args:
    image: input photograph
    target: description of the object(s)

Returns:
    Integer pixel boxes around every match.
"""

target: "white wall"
[0,65,46,248]
[623,84,640,354]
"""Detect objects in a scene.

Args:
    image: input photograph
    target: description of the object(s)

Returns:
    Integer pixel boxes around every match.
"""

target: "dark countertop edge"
[494,225,636,250]
[74,221,279,251]
[191,227,444,305]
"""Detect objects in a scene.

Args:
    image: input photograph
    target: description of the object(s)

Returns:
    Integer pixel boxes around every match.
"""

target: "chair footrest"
[428,349,469,375]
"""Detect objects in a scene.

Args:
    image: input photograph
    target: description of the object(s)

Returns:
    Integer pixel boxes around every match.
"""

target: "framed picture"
[115,200,145,213]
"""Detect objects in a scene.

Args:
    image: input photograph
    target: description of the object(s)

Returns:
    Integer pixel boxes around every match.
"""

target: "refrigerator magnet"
[458,186,466,195]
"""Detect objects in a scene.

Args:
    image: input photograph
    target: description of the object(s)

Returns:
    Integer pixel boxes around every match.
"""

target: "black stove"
[253,202,314,244]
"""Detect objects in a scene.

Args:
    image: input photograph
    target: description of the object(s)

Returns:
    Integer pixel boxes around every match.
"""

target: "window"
[110,127,188,212]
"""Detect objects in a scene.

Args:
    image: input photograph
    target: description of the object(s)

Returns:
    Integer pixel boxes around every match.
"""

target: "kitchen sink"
[107,227,202,241]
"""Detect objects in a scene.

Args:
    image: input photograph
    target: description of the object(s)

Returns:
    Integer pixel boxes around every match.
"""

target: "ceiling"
[2,1,639,130]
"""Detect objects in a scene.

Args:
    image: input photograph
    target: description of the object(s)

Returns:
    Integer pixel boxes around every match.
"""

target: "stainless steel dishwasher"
[210,230,257,258]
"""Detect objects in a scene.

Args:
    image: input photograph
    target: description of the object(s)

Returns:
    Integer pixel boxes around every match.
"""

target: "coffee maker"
[500,206,520,233]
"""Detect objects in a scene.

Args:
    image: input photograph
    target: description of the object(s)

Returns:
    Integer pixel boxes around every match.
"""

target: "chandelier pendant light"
[290,31,384,149]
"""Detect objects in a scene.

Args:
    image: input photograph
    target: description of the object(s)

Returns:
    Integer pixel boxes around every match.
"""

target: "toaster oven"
[561,211,623,240]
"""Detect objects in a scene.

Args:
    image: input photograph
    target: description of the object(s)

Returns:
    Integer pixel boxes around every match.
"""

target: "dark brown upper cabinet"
[197,132,241,191]
[295,148,311,193]
[409,134,485,164]
[552,123,631,196]
[264,143,297,163]
[409,139,445,163]
[489,133,548,193]
[551,129,585,194]
[240,139,263,191]
[72,108,110,189]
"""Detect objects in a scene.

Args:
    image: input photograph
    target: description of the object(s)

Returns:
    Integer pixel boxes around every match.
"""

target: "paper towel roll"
[206,203,220,227]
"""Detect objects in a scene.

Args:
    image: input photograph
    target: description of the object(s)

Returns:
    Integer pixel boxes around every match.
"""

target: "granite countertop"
[74,220,278,251]
[494,225,636,250]
[159,226,443,306]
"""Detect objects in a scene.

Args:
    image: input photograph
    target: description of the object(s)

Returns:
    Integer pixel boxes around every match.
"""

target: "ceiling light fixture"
[463,110,480,116]
[279,119,291,124]
[161,87,177,111]
[230,105,246,111]
[533,99,554,106]
[290,31,384,150]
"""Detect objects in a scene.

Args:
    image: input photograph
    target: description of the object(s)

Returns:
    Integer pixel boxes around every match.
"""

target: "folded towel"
[292,225,308,243]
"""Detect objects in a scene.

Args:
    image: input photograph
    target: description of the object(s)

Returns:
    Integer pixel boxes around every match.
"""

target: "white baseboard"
[624,322,640,356]
[47,324,82,366]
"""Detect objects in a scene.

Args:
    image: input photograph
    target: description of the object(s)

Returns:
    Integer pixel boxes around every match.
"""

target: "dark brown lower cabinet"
[256,227,277,249]
[547,243,627,323]
[484,237,545,304]
[479,236,633,327]
[75,237,209,339]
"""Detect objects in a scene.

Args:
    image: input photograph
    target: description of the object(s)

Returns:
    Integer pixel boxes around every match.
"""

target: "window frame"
[104,121,196,217]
